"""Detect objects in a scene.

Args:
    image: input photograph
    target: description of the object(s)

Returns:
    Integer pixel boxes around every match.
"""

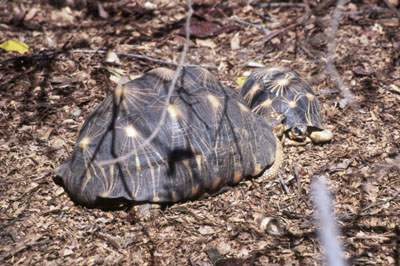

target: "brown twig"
[0,49,217,70]
[0,231,17,242]
[342,7,397,16]
[278,173,290,194]
[384,0,400,18]
[294,166,301,206]
[317,89,340,95]
[99,0,194,166]
[2,239,51,260]
[232,17,271,35]
[260,3,307,8]
[72,50,217,69]
[312,176,348,266]
[361,190,400,213]
[264,1,311,44]
[340,190,400,222]
[325,0,355,108]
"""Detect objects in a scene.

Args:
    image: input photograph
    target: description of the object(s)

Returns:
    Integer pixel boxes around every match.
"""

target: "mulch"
[1,0,399,265]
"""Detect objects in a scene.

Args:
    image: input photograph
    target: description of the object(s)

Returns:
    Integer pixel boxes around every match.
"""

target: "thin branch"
[264,3,311,44]
[340,189,400,222]
[260,3,306,8]
[0,231,17,242]
[232,17,271,35]
[0,48,216,70]
[342,7,397,16]
[294,166,301,206]
[99,0,194,166]
[312,176,348,266]
[264,175,296,190]
[2,239,51,260]
[326,0,355,107]
[72,49,217,69]
[361,190,400,213]
[317,89,340,95]
[384,0,400,18]
[278,173,290,194]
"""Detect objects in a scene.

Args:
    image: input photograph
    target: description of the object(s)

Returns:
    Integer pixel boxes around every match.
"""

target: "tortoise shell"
[54,68,277,208]
[241,66,324,135]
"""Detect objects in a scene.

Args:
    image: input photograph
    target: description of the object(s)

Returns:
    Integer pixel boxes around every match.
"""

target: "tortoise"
[54,67,283,214]
[240,66,333,145]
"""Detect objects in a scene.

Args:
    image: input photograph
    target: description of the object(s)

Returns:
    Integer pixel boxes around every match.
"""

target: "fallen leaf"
[51,7,75,24]
[236,76,247,87]
[363,182,379,202]
[247,61,265,68]
[217,241,231,255]
[144,1,157,10]
[0,40,30,54]
[180,18,220,38]
[196,39,216,48]
[199,225,215,235]
[105,51,121,64]
[97,1,109,19]
[230,32,240,50]
[329,157,354,172]
[25,7,39,21]
[62,248,74,257]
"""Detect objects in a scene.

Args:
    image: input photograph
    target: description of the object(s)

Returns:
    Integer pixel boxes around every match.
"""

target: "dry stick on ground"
[342,7,398,16]
[232,17,271,35]
[278,173,290,194]
[0,231,17,242]
[72,50,217,70]
[2,239,51,260]
[264,1,311,44]
[325,0,355,108]
[312,176,348,266]
[260,3,307,8]
[384,0,400,17]
[0,49,217,70]
[294,166,301,206]
[340,189,400,222]
[99,0,193,167]
[360,190,400,213]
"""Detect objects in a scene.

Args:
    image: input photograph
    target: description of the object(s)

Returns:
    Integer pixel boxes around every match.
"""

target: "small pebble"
[72,108,82,117]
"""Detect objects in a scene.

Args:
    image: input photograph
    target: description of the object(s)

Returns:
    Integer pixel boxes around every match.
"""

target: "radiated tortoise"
[241,66,333,145]
[54,68,282,211]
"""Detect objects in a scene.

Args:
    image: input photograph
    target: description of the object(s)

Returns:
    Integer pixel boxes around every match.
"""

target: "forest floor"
[1,0,400,265]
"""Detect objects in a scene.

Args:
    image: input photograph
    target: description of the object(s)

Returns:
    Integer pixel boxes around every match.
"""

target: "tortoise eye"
[293,125,307,136]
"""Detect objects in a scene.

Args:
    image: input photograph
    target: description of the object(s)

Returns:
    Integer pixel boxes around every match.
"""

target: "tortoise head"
[288,124,308,141]
[286,125,333,145]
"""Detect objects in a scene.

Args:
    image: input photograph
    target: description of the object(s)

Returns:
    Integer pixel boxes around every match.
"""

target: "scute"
[55,68,277,208]
[241,66,324,131]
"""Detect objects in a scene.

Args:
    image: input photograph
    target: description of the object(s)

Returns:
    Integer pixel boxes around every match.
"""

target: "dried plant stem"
[71,50,217,69]
[0,48,216,70]
[260,3,306,8]
[361,190,400,213]
[326,0,354,106]
[2,239,51,260]
[264,2,311,44]
[312,176,348,266]
[232,17,271,35]
[99,0,193,166]
[294,166,301,206]
[278,173,290,194]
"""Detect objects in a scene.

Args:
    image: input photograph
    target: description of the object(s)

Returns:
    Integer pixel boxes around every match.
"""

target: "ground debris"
[1,0,399,265]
